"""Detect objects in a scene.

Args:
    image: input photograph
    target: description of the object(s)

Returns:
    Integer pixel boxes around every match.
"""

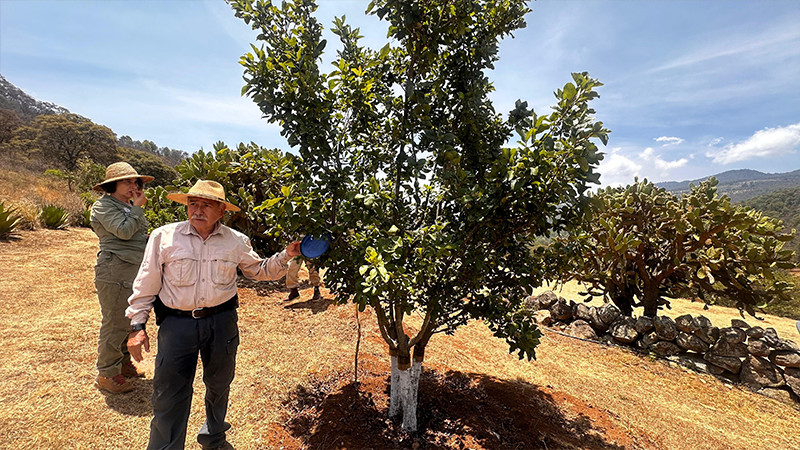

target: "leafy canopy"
[229,0,608,361]
[564,178,795,317]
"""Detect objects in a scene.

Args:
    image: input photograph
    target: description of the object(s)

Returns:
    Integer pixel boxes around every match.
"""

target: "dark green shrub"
[0,201,22,238]
[40,204,70,229]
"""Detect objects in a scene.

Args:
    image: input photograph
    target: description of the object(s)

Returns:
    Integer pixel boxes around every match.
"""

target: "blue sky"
[1,0,798,187]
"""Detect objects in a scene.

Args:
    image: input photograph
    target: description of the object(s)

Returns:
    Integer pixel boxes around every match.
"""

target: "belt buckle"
[191,308,204,319]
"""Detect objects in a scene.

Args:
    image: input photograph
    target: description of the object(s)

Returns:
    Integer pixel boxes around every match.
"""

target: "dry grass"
[0,167,88,229]
[1,229,799,449]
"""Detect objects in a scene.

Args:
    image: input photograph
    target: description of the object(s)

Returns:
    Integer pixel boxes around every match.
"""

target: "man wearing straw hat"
[91,161,154,394]
[125,179,300,450]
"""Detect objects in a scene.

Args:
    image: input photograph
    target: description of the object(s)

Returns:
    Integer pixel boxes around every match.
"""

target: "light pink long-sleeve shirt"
[126,220,290,325]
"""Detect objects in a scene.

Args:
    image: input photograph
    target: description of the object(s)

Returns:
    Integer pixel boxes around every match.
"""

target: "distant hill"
[657,169,800,203]
[0,74,72,122]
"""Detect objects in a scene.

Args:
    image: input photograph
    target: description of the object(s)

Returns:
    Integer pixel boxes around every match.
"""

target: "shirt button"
[201,279,205,282]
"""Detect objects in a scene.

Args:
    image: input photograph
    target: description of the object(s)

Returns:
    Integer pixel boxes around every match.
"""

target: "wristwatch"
[130,323,146,332]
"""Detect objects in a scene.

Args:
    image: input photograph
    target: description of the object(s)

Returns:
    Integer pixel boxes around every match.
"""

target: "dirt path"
[1,229,798,449]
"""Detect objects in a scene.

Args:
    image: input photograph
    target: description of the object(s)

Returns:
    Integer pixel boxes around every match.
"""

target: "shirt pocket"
[210,252,239,286]
[163,252,198,287]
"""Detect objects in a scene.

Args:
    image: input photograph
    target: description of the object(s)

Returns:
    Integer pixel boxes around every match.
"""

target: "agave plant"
[0,202,23,239]
[40,204,70,229]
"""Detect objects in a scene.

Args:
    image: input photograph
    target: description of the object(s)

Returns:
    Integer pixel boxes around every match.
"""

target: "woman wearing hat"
[90,161,154,394]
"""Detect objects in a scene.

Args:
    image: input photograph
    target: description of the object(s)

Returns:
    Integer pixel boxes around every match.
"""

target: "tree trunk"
[642,282,660,317]
[388,349,401,417]
[402,356,423,431]
[388,346,424,432]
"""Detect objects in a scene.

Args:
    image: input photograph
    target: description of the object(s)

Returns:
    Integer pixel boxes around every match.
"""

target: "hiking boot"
[96,374,134,394]
[287,287,299,301]
[311,286,322,301]
[121,360,145,378]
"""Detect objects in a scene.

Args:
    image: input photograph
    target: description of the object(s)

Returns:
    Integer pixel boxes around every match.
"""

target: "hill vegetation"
[657,168,800,203]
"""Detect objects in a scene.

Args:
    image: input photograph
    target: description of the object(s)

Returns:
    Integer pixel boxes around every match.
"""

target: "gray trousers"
[95,252,137,377]
[147,308,239,450]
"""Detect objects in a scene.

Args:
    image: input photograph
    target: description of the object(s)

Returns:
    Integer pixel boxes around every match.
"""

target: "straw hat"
[166,180,241,212]
[93,162,155,191]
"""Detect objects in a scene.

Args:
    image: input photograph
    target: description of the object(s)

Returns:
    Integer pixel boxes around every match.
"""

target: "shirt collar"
[180,220,224,238]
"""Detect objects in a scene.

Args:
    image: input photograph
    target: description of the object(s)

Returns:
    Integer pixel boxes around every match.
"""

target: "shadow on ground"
[282,369,627,449]
[101,378,153,417]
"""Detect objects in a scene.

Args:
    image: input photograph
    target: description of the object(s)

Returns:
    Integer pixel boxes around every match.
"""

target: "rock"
[598,303,622,326]
[703,352,743,374]
[708,339,748,358]
[565,320,598,341]
[549,299,572,322]
[669,353,710,373]
[718,327,747,345]
[745,326,765,339]
[633,339,648,353]
[695,315,712,329]
[785,368,800,397]
[774,338,800,352]
[694,325,720,345]
[642,331,659,347]
[747,339,772,358]
[654,316,677,341]
[609,316,639,344]
[676,331,709,353]
[634,316,654,334]
[599,334,616,346]
[532,310,552,326]
[650,341,681,357]
[731,318,751,329]
[763,328,780,347]
[587,306,607,332]
[538,291,559,309]
[769,350,800,368]
[758,387,795,404]
[707,363,726,376]
[740,355,785,389]
[675,314,700,334]
[573,303,593,323]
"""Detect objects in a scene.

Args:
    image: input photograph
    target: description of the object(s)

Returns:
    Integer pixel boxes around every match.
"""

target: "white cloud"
[598,149,642,186]
[706,122,800,164]
[639,147,688,171]
[655,136,684,145]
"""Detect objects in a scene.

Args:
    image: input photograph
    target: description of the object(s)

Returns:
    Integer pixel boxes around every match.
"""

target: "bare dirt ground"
[1,228,798,449]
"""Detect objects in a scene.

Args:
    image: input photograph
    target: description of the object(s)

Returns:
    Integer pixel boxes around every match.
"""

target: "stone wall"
[526,291,800,404]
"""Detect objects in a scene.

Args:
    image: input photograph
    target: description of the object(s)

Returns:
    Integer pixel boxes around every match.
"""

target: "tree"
[564,178,795,318]
[0,108,24,145]
[11,113,117,175]
[117,146,179,187]
[229,0,607,431]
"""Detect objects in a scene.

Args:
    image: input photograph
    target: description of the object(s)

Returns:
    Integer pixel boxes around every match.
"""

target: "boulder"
[573,303,593,323]
[769,350,800,368]
[536,291,559,309]
[565,320,598,341]
[668,353,710,373]
[785,367,800,397]
[708,340,748,358]
[695,315,712,329]
[731,318,751,329]
[548,299,572,322]
[763,328,780,347]
[675,314,700,334]
[587,306,607,332]
[694,325,720,345]
[718,327,746,345]
[740,355,785,389]
[745,326,765,339]
[774,338,800,352]
[609,316,639,344]
[634,316,654,334]
[654,316,677,341]
[675,331,709,353]
[707,363,727,376]
[532,309,552,326]
[650,341,681,357]
[598,303,622,326]
[599,334,616,346]
[747,338,772,358]
[703,352,743,374]
[642,331,659,347]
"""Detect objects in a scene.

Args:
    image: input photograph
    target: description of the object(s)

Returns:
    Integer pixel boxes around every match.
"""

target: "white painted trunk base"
[388,355,423,432]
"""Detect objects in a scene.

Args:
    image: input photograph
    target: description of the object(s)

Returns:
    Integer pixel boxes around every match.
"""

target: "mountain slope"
[657,168,800,202]
[0,74,71,122]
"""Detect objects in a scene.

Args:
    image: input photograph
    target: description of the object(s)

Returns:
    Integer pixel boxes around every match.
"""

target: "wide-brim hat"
[93,161,155,191]
[166,180,241,212]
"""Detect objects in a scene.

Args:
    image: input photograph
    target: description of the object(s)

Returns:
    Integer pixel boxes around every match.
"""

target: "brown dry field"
[1,228,799,450]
